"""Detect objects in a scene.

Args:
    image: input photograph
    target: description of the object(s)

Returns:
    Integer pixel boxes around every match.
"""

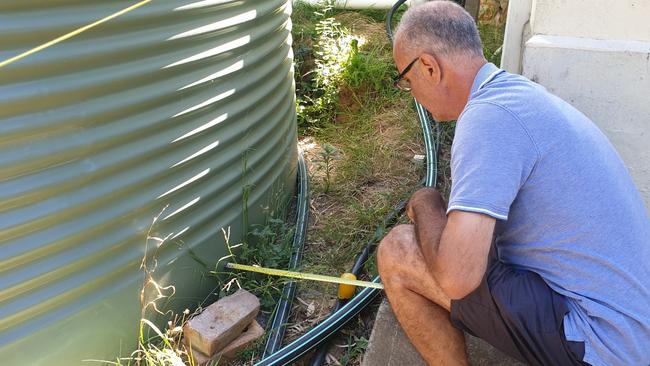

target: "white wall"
[530,0,650,42]
[502,0,650,212]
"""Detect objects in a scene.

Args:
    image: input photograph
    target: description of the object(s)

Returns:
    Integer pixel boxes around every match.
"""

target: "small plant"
[246,219,294,268]
[338,335,369,365]
[235,218,293,309]
[351,335,369,358]
[314,143,340,193]
[213,223,293,309]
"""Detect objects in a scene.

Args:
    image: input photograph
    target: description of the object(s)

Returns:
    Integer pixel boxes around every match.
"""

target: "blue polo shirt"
[448,63,650,365]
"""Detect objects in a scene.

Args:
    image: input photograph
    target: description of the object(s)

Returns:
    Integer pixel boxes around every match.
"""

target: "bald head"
[395,1,483,60]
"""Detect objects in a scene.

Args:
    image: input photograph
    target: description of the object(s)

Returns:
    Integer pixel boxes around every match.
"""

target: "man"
[377,1,650,366]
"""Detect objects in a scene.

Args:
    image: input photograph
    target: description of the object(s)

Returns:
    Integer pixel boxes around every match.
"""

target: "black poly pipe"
[262,152,310,358]
[255,282,382,366]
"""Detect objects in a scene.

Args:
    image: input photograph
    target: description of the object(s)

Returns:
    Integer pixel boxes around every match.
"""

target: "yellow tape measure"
[225,263,384,290]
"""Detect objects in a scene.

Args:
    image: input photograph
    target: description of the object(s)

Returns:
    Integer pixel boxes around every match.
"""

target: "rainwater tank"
[0,0,297,364]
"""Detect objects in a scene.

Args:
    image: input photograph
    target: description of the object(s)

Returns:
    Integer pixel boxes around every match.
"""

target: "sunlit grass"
[294,4,367,131]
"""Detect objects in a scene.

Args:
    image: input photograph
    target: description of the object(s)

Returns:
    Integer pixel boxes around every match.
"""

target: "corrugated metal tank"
[0,0,297,364]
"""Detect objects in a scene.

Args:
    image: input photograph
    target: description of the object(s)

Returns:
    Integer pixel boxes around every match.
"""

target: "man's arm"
[407,188,495,299]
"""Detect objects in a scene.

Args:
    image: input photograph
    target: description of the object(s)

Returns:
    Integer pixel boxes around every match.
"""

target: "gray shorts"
[449,250,589,366]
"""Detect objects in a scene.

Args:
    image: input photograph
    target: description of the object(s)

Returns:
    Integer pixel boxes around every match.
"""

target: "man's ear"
[418,53,442,85]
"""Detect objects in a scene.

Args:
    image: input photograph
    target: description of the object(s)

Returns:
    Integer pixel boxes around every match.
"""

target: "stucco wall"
[530,0,650,42]
[502,0,650,213]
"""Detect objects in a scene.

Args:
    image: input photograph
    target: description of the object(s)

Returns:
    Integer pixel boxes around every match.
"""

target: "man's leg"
[378,224,469,366]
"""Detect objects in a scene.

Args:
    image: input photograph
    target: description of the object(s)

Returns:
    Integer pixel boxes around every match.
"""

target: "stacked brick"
[183,289,265,365]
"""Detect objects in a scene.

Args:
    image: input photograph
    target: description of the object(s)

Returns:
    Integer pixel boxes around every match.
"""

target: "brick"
[220,320,265,360]
[186,321,265,366]
[183,289,260,356]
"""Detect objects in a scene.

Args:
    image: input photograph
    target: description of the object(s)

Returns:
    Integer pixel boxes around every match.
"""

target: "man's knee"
[377,224,417,276]
[378,224,453,310]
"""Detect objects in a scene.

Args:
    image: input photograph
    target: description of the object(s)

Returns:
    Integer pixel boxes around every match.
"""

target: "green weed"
[314,143,341,193]
[340,335,369,365]
[213,213,294,311]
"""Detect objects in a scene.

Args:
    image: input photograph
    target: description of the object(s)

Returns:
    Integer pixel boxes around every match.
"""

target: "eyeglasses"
[393,57,419,91]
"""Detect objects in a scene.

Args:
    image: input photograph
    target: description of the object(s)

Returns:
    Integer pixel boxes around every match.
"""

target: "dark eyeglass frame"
[393,56,419,91]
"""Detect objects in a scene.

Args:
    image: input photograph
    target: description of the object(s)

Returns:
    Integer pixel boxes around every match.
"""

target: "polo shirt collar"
[470,62,501,96]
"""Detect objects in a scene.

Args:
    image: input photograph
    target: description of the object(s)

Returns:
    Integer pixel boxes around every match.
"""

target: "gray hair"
[395,1,484,59]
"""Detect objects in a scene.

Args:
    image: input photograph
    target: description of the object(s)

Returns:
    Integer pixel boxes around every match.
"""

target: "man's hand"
[406,188,449,279]
[406,187,447,222]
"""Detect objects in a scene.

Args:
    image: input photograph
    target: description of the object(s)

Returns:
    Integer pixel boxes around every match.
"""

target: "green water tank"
[0,0,297,364]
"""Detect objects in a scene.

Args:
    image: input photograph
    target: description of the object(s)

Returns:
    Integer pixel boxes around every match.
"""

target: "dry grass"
[333,12,390,47]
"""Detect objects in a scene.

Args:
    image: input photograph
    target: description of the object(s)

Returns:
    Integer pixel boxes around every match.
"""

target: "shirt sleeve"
[447,102,538,220]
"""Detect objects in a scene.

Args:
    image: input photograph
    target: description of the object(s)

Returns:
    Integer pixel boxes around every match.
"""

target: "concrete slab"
[362,299,526,366]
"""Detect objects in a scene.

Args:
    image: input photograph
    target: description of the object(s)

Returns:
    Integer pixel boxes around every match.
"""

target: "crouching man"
[377,1,650,365]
